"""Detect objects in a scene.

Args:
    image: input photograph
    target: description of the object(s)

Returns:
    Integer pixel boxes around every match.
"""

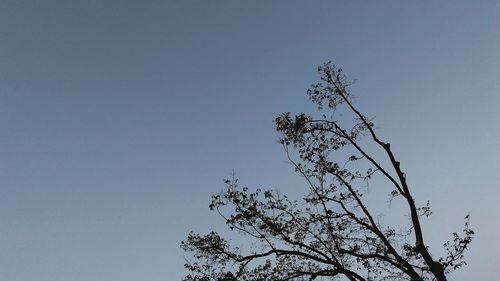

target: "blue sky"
[0,1,499,280]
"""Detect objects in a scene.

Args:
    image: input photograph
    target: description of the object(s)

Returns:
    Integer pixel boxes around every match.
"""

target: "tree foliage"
[181,62,474,281]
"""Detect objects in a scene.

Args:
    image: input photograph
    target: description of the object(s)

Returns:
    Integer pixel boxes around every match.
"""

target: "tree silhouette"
[181,62,474,281]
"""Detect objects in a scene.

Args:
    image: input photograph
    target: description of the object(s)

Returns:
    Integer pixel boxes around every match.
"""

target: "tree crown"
[181,62,474,281]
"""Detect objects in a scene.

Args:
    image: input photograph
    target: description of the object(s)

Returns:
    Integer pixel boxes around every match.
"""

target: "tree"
[181,62,474,281]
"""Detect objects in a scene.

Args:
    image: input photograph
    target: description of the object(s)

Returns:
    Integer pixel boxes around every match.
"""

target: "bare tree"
[181,62,474,281]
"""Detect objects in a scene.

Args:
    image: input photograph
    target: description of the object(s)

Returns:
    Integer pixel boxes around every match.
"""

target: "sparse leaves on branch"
[181,62,473,281]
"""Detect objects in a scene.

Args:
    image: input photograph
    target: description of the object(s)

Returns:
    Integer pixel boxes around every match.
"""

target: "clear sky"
[0,1,498,280]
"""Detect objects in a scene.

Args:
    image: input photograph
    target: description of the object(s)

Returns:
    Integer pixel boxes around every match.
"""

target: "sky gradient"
[0,1,499,280]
